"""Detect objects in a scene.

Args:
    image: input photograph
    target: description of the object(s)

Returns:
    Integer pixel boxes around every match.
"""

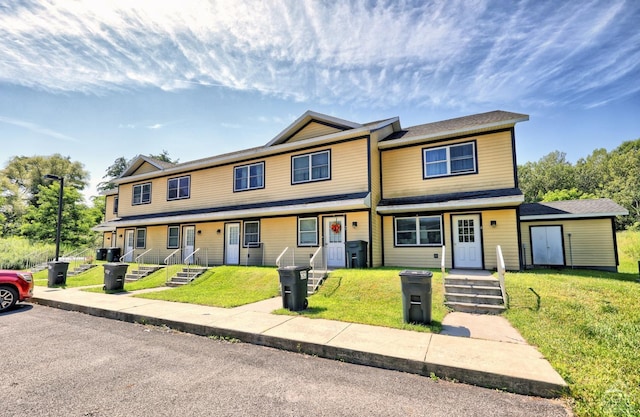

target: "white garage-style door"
[531,226,564,266]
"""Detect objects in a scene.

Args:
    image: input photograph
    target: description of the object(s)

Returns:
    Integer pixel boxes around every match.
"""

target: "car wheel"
[0,286,18,312]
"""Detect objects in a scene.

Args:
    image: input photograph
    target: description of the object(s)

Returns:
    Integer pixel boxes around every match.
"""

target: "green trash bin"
[47,261,69,287]
[346,240,368,268]
[103,263,129,291]
[278,266,309,311]
[399,270,433,324]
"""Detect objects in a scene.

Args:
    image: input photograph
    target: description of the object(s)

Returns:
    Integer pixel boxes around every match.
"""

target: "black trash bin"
[95,248,108,261]
[103,263,129,291]
[399,270,433,324]
[277,266,310,311]
[106,247,121,262]
[47,261,69,287]
[346,240,368,268]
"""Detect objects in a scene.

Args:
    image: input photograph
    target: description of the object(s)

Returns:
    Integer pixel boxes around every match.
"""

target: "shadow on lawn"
[521,267,639,283]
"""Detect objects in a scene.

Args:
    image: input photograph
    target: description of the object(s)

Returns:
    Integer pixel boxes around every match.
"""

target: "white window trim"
[132,183,151,205]
[423,141,476,178]
[298,217,318,246]
[394,216,443,246]
[234,162,265,192]
[292,150,330,184]
[167,176,190,201]
[243,221,260,247]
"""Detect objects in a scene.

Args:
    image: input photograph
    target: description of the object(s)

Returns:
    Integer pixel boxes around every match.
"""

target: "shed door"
[531,226,564,266]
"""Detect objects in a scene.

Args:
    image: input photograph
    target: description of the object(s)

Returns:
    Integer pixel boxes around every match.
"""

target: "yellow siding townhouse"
[95,110,626,272]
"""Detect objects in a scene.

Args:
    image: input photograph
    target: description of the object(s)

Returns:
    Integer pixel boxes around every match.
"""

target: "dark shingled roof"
[379,188,523,206]
[520,199,628,217]
[383,110,529,141]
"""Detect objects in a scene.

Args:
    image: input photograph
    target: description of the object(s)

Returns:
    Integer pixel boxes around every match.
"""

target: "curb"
[32,296,568,398]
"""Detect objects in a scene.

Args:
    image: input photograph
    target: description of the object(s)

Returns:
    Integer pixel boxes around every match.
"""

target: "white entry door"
[124,230,135,262]
[225,223,240,265]
[324,216,345,268]
[453,215,482,269]
[182,225,195,263]
[531,226,564,266]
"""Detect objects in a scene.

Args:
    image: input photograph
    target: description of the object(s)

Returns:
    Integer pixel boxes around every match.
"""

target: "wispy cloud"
[0,0,637,109]
[0,115,79,143]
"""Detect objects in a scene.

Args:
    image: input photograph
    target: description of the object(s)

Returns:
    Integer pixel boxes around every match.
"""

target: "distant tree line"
[518,139,640,230]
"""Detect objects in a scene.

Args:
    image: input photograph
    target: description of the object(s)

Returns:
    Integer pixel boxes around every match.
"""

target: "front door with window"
[452,214,482,269]
[124,229,134,262]
[324,216,345,268]
[182,225,195,263]
[225,223,240,265]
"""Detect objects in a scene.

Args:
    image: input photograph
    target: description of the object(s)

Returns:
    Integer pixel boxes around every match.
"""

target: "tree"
[541,188,597,202]
[600,143,640,229]
[149,149,179,164]
[20,182,98,247]
[518,151,576,202]
[97,151,179,192]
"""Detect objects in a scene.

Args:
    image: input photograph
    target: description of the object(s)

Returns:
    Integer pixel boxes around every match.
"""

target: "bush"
[0,237,55,269]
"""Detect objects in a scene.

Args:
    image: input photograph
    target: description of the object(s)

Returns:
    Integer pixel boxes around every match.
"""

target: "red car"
[0,270,34,312]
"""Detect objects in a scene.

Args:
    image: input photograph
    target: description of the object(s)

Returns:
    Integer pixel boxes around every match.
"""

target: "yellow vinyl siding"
[104,195,116,221]
[521,219,617,268]
[481,210,520,270]
[369,128,388,267]
[117,138,369,217]
[381,131,515,199]
[287,122,343,143]
[132,161,161,175]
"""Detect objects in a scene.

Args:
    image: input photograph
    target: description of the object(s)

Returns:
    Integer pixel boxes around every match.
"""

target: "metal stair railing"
[308,246,325,293]
[496,245,508,307]
[164,248,182,282]
[135,248,153,271]
[276,247,290,268]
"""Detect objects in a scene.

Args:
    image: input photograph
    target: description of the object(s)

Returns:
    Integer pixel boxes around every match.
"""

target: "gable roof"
[266,110,363,146]
[379,110,529,148]
[120,155,177,178]
[520,199,628,220]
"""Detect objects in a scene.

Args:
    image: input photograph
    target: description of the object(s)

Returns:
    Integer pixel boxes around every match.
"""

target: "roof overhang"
[377,194,524,214]
[95,194,371,229]
[520,211,627,221]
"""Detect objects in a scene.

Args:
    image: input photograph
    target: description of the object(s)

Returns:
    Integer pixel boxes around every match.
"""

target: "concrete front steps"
[166,266,209,287]
[125,265,164,282]
[67,263,98,276]
[445,271,506,314]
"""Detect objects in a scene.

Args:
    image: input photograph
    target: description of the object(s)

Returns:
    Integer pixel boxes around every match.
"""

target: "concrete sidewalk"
[30,286,567,398]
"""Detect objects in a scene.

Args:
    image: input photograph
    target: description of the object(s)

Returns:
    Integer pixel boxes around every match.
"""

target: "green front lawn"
[504,269,640,417]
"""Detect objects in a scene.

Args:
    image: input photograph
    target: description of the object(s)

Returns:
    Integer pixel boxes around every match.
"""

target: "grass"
[276,267,445,333]
[134,266,281,307]
[504,268,640,417]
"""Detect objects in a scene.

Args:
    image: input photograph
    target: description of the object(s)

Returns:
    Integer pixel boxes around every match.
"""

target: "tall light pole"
[44,174,64,261]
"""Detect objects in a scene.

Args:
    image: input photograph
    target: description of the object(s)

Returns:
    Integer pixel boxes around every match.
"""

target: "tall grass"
[0,237,55,269]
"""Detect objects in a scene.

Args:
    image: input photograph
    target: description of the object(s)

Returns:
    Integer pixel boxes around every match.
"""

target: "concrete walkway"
[30,286,567,398]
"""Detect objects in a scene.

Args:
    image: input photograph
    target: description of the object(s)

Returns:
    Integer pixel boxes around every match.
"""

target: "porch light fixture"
[490,220,497,227]
[43,174,64,261]
[197,230,202,235]
[352,221,358,228]
[216,229,221,234]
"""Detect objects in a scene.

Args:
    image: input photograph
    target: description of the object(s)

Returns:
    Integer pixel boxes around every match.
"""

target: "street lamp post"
[44,174,64,261]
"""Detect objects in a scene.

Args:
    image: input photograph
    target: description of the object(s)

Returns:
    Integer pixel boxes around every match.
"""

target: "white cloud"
[0,0,637,109]
[0,115,79,143]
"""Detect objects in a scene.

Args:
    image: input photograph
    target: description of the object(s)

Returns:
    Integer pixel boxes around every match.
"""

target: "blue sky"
[1,0,639,201]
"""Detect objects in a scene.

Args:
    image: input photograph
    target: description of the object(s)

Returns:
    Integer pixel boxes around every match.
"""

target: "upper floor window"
[243,221,260,246]
[395,216,442,246]
[234,162,264,192]
[132,183,151,205]
[168,176,190,200]
[113,196,119,214]
[167,226,180,249]
[424,142,476,178]
[298,217,318,246]
[292,150,330,184]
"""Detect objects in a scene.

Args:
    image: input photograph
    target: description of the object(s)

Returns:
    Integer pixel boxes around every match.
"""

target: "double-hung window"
[234,162,264,191]
[113,196,119,214]
[395,216,442,246]
[168,176,190,200]
[132,183,151,205]
[298,218,318,246]
[243,221,260,246]
[167,226,180,249]
[292,150,330,184]
[424,142,476,178]
[135,228,146,249]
